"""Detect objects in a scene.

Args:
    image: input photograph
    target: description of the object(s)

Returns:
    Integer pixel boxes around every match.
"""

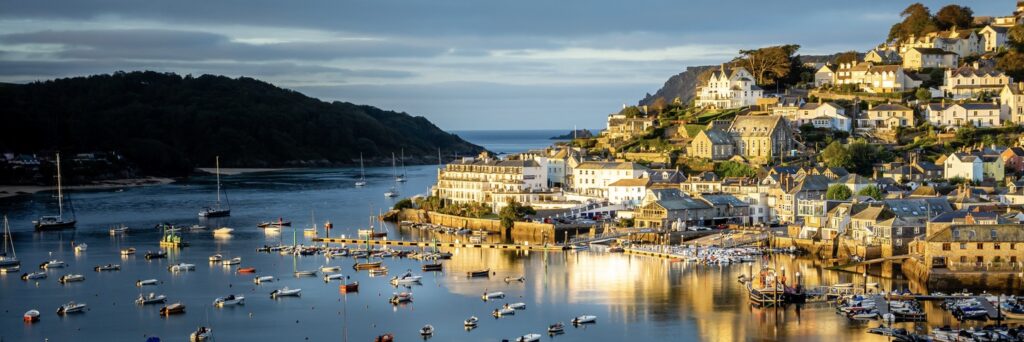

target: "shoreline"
[195,167,289,176]
[0,177,175,199]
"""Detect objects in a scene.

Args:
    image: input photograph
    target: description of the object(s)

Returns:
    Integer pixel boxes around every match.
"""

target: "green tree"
[997,50,1024,81]
[857,185,884,200]
[732,44,802,86]
[651,97,668,116]
[715,161,758,178]
[619,106,644,118]
[826,184,853,200]
[848,139,892,176]
[915,87,931,102]
[393,198,414,210]
[934,5,973,30]
[835,51,859,65]
[888,3,938,43]
[499,201,536,229]
[820,141,853,169]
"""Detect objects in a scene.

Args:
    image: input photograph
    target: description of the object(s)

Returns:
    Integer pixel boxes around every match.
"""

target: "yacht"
[39,260,67,269]
[355,153,367,187]
[58,274,85,283]
[198,156,230,218]
[0,216,19,268]
[34,154,76,231]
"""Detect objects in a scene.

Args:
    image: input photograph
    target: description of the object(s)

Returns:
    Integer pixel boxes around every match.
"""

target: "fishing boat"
[23,309,40,323]
[482,291,505,300]
[0,216,19,268]
[464,316,479,328]
[108,224,129,236]
[34,154,77,231]
[222,257,241,265]
[168,263,196,272]
[144,250,167,259]
[213,294,245,307]
[547,323,565,334]
[56,301,86,315]
[506,302,527,310]
[58,273,85,284]
[136,293,167,305]
[209,254,223,263]
[39,259,67,269]
[492,307,515,317]
[339,281,359,293]
[419,324,433,337]
[324,273,345,282]
[213,227,233,235]
[421,263,443,272]
[270,287,301,298]
[21,271,46,280]
[294,270,318,277]
[389,271,422,285]
[93,264,120,272]
[254,276,275,284]
[159,225,189,248]
[353,261,383,270]
[190,327,212,342]
[320,265,342,273]
[504,275,526,283]
[369,267,389,276]
[388,292,413,304]
[237,267,256,274]
[160,302,186,316]
[74,243,87,252]
[355,153,368,187]
[136,279,159,286]
[198,156,231,218]
[120,247,136,256]
[571,315,597,325]
[467,269,490,278]
[515,334,542,342]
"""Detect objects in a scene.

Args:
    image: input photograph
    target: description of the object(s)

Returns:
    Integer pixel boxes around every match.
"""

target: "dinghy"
[270,287,301,298]
[213,294,245,307]
[515,333,542,342]
[222,257,241,265]
[21,271,46,280]
[254,276,275,284]
[160,302,186,316]
[93,264,120,272]
[482,291,505,300]
[136,278,158,286]
[58,273,85,284]
[419,324,434,337]
[190,326,212,342]
[23,309,40,322]
[492,307,515,317]
[168,263,196,272]
[39,260,67,269]
[56,301,86,315]
[136,293,167,305]
[571,315,597,325]
[324,273,345,282]
[464,316,479,327]
[388,292,413,304]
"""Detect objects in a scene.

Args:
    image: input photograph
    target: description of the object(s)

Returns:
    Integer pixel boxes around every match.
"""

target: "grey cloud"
[0,59,415,81]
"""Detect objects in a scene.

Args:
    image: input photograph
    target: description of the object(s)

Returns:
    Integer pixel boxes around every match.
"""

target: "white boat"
[168,263,196,272]
[320,265,342,272]
[419,324,434,337]
[209,254,224,263]
[136,293,167,305]
[213,294,245,307]
[369,267,389,276]
[384,188,398,198]
[73,243,87,252]
[213,227,233,235]
[1,216,19,269]
[388,292,413,304]
[294,270,318,277]
[571,315,597,325]
[58,273,85,283]
[389,271,422,285]
[324,273,345,282]
[0,265,18,273]
[464,316,479,327]
[492,307,515,317]
[506,302,527,310]
[120,248,136,256]
[93,264,120,272]
[136,278,159,286]
[56,301,86,315]
[222,257,241,265]
[482,291,506,300]
[254,275,275,284]
[109,225,129,236]
[270,287,301,298]
[39,260,67,269]
[21,271,46,280]
[355,153,368,187]
[547,322,565,334]
[34,154,77,231]
[515,334,542,342]
[198,156,231,218]
[23,309,40,322]
[190,327,212,342]
[504,275,526,283]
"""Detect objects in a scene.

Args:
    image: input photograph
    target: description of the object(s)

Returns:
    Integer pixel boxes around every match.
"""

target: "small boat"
[213,294,245,307]
[390,271,422,285]
[353,261,383,270]
[464,316,478,328]
[213,227,233,235]
[56,301,86,315]
[222,257,241,265]
[74,243,87,252]
[467,269,490,278]
[375,333,394,342]
[515,333,542,342]
[136,279,159,286]
[369,267,389,276]
[270,287,302,298]
[421,263,443,272]
[208,254,223,263]
[504,275,525,283]
[254,276,275,284]
[482,291,505,300]
[320,265,342,273]
[339,282,359,293]
[294,270,318,277]
[388,292,413,304]
[419,324,434,337]
[237,267,256,274]
[120,248,136,256]
[93,264,121,272]
[145,250,167,259]
[168,263,196,272]
[324,273,345,282]
[21,271,46,280]
[190,326,212,342]
[23,309,40,323]
[58,273,85,284]
[160,302,186,316]
[257,219,291,228]
[547,322,565,334]
[571,315,597,325]
[109,225,129,236]
[135,293,167,305]
[0,265,18,273]
[492,307,515,317]
[39,260,67,269]
[506,302,527,310]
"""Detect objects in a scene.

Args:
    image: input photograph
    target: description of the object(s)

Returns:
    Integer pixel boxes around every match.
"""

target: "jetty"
[313,237,565,251]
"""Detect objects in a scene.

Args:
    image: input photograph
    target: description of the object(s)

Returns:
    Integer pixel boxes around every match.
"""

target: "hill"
[0,71,484,176]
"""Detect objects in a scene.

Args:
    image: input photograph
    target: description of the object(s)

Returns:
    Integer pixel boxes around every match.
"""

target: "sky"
[0,1,1007,130]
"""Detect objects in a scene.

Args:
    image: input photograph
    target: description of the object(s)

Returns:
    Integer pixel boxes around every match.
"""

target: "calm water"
[453,130,582,154]
[0,165,986,341]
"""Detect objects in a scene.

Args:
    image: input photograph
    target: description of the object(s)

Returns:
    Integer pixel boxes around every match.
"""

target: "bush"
[826,184,852,200]
[393,198,414,210]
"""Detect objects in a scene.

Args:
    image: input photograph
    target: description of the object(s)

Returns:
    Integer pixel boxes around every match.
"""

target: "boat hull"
[34,220,76,231]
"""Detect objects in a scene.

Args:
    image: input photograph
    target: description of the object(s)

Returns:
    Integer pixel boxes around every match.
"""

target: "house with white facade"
[865,49,901,64]
[925,102,1002,128]
[434,153,549,212]
[790,101,850,132]
[903,48,958,70]
[980,25,1010,52]
[1000,82,1024,124]
[572,161,650,198]
[833,62,922,93]
[607,178,651,208]
[857,103,915,132]
[814,64,836,87]
[942,64,1011,99]
[900,28,983,58]
[695,65,763,109]
[943,152,1005,183]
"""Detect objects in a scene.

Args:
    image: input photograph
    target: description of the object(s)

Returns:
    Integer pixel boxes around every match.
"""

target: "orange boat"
[237,267,256,274]
[339,282,359,293]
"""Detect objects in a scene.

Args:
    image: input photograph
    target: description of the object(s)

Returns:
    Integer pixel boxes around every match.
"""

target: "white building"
[902,48,958,70]
[980,25,1010,52]
[944,153,984,182]
[434,153,548,212]
[695,65,764,109]
[925,102,1002,128]
[833,62,921,93]
[572,161,650,198]
[607,178,651,208]
[1000,82,1024,124]
[942,64,1011,99]
[791,102,850,132]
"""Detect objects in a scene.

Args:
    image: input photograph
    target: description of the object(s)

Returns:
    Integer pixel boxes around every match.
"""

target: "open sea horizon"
[451,129,600,155]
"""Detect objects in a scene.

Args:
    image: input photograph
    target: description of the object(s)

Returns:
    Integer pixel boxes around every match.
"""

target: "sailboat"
[198,156,231,218]
[34,154,76,231]
[303,210,318,237]
[355,153,367,187]
[0,216,19,269]
[384,153,399,198]
[396,149,407,183]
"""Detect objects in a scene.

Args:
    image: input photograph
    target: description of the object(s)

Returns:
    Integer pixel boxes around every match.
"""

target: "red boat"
[339,282,359,293]
[374,333,394,342]
[237,267,256,274]
[23,310,39,323]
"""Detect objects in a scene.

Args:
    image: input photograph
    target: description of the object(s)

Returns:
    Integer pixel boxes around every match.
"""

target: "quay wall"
[393,209,585,243]
[902,257,1024,292]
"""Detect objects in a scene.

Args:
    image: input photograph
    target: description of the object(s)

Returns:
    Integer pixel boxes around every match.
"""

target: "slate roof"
[576,161,650,171]
[927,224,1024,243]
[869,104,912,112]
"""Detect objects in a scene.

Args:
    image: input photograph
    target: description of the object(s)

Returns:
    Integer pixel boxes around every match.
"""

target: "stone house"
[726,115,795,165]
[686,128,734,160]
[902,48,958,70]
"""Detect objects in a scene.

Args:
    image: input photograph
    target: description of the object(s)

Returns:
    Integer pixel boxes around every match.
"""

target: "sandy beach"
[195,168,288,176]
[0,177,175,199]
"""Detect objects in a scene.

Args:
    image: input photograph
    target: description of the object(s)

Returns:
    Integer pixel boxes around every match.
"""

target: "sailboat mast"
[359,153,365,181]
[215,156,221,205]
[56,153,64,219]
[391,153,397,178]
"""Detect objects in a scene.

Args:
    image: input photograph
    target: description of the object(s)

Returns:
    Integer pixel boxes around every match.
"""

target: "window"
[995,243,1001,250]
[960,243,968,249]
[977,243,984,250]
[991,229,998,240]
[976,256,984,264]
[942,243,951,251]
[960,256,967,263]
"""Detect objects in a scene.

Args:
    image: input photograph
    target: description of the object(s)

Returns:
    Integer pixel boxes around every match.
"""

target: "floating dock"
[313,238,565,251]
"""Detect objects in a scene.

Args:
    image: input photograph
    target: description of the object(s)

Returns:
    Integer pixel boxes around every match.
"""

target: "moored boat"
[389,271,422,285]
[464,316,478,328]
[294,270,318,277]
[58,273,85,284]
[419,324,434,337]
[109,224,129,236]
[120,247,136,256]
[209,254,223,263]
[237,267,256,274]
[56,301,86,315]
[353,261,383,270]
[23,309,40,323]
[213,227,233,235]
[94,264,120,272]
[136,293,167,305]
[213,294,245,307]
[421,263,443,272]
[467,269,490,278]
[73,243,87,252]
[571,315,597,325]
[515,333,542,342]
[190,326,212,342]
[145,250,167,259]
[160,302,186,316]
[482,291,505,300]
[547,322,565,334]
[136,278,159,286]
[39,260,67,269]
[320,265,342,273]
[21,271,46,280]
[492,307,515,317]
[504,275,525,283]
[222,257,241,265]
[270,287,301,298]
[368,267,389,276]
[324,273,345,282]
[254,275,275,284]
[168,263,196,272]
[388,292,413,304]
[339,281,359,293]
